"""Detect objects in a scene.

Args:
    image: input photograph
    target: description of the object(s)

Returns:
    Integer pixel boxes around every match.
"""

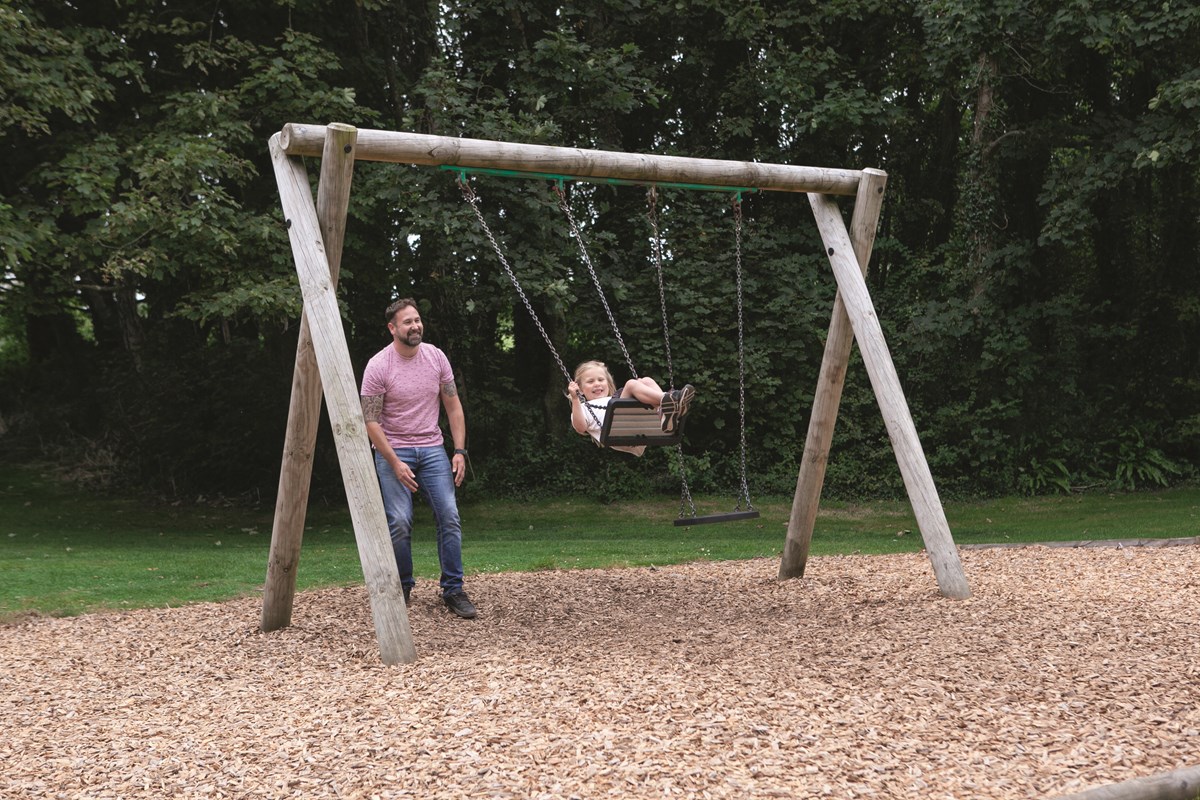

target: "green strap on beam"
[440,165,757,196]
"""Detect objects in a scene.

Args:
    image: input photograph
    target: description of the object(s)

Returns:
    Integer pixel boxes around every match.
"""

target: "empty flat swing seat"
[598,398,685,447]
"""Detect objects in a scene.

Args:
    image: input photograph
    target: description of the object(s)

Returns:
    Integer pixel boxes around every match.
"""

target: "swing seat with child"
[597,396,685,447]
[569,363,695,453]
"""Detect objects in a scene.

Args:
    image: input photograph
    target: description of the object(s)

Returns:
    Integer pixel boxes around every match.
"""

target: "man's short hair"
[385,298,418,324]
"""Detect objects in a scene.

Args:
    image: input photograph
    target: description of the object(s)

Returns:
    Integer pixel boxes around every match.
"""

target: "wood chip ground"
[3,547,1198,799]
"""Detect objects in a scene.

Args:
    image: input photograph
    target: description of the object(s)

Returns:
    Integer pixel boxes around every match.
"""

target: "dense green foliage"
[1,0,1197,500]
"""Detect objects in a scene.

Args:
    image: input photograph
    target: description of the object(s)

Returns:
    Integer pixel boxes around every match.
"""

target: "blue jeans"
[373,447,464,597]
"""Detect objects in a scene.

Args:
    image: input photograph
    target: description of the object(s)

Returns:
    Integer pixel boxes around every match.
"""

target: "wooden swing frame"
[263,122,972,665]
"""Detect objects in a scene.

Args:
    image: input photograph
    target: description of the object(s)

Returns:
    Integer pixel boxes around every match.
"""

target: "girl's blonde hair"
[570,360,615,397]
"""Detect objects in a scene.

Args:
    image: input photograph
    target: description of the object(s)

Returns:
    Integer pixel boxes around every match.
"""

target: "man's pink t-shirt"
[360,342,454,449]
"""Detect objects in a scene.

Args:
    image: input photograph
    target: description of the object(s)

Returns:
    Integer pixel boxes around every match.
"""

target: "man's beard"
[400,330,422,346]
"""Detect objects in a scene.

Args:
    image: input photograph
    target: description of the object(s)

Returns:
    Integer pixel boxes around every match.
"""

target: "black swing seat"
[598,398,685,448]
[674,509,761,526]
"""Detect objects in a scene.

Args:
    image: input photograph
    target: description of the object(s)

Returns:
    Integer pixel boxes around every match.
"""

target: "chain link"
[459,178,602,428]
[554,184,638,379]
[647,187,677,390]
[733,196,755,513]
[647,186,696,518]
[674,442,697,519]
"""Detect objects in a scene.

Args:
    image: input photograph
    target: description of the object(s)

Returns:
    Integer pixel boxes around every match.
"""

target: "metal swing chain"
[553,183,638,379]
[458,177,602,428]
[732,195,755,513]
[646,186,677,389]
[647,186,697,520]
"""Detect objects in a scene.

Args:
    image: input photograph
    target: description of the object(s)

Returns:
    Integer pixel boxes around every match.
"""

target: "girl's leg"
[621,377,666,407]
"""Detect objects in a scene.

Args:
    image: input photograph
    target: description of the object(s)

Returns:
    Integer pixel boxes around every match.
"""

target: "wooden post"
[1050,765,1200,800]
[808,193,971,600]
[267,131,417,664]
[262,124,357,633]
[780,169,888,579]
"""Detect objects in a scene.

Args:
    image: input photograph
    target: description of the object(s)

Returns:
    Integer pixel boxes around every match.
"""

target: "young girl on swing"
[566,360,695,455]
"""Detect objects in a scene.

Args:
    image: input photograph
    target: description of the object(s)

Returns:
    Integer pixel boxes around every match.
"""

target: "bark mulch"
[2,546,1197,799]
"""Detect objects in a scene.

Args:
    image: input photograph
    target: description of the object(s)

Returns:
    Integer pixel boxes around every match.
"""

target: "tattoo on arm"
[441,382,459,398]
[361,394,384,423]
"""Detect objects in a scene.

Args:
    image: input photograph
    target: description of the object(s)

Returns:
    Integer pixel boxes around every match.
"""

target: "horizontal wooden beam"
[279,123,866,196]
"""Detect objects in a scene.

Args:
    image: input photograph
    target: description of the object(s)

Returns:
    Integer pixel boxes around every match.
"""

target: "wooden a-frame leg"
[780,170,887,580]
[267,129,417,664]
[804,191,971,600]
[262,124,357,634]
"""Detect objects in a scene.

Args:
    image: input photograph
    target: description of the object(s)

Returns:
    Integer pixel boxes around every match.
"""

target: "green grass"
[2,463,1197,621]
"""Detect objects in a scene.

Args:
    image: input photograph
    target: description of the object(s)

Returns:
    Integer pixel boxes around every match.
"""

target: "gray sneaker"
[675,384,695,420]
[443,591,477,619]
[660,391,677,432]
[660,384,696,433]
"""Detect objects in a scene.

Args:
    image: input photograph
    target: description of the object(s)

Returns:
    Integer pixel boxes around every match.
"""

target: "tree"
[2,0,1197,499]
